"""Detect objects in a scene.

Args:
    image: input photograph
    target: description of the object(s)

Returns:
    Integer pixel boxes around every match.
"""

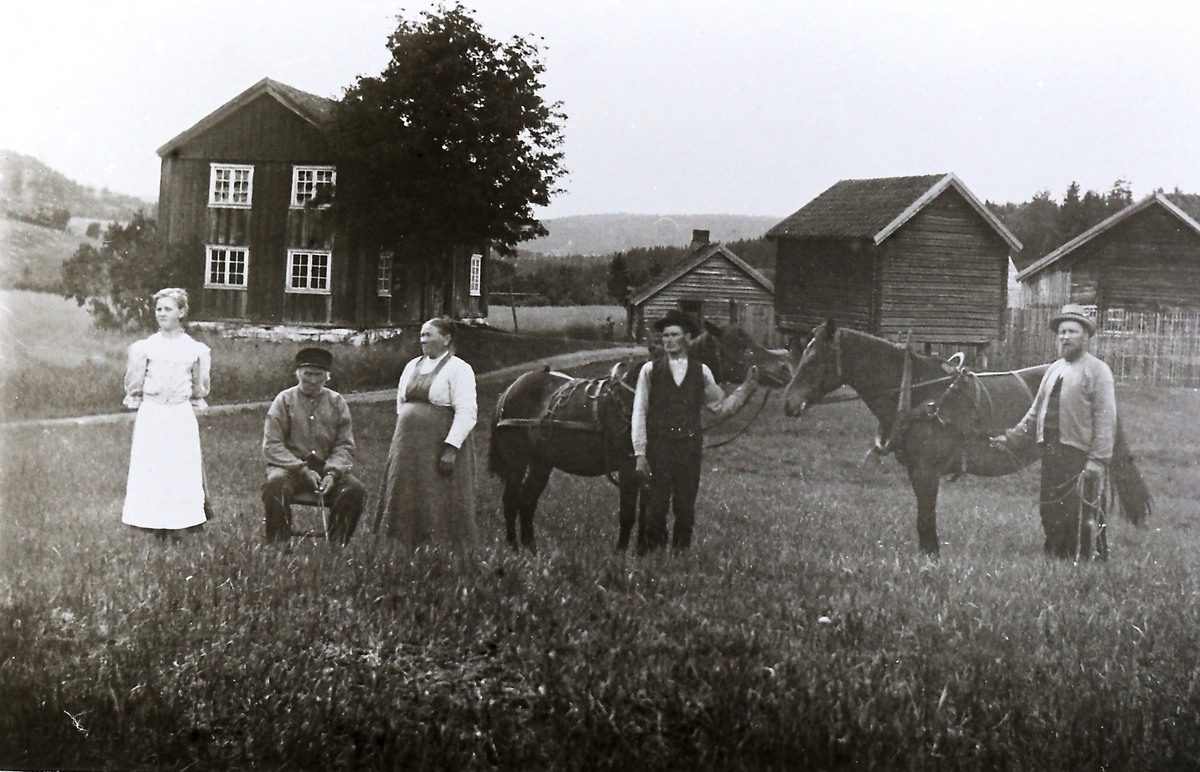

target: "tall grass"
[2,382,1199,770]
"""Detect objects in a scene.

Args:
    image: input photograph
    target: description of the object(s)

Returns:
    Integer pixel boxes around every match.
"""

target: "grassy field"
[0,218,99,292]
[2,370,1199,770]
[486,304,626,339]
[0,291,618,421]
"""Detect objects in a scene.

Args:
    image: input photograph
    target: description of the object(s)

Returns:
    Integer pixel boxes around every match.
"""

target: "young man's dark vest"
[646,356,704,439]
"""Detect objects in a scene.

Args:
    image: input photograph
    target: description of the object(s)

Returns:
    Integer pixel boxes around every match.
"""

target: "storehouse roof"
[1017,193,1200,281]
[157,78,335,157]
[629,242,774,306]
[766,172,1021,252]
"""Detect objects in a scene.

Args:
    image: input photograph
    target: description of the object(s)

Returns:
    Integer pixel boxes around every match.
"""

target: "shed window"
[469,253,483,297]
[291,166,336,208]
[208,164,254,208]
[378,252,393,297]
[287,250,331,294]
[205,246,249,288]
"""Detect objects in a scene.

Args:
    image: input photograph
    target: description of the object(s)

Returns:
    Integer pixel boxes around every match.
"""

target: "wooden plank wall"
[774,237,874,333]
[877,189,1008,345]
[1017,206,1200,312]
[160,93,352,324]
[636,254,779,345]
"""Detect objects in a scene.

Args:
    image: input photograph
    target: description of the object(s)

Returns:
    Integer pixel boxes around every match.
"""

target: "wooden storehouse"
[1016,192,1200,313]
[629,230,778,345]
[156,77,489,329]
[767,173,1021,360]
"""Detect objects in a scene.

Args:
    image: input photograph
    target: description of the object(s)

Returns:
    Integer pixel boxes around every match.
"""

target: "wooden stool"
[290,490,329,540]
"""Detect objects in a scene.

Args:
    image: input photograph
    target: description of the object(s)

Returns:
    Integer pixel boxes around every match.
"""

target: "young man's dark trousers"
[262,467,367,544]
[641,434,703,553]
[1039,442,1100,560]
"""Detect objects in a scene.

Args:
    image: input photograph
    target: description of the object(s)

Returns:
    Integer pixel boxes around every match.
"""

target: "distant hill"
[1,149,152,221]
[523,213,781,256]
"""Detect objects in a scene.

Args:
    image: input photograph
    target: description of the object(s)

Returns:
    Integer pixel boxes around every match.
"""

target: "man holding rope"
[991,304,1116,561]
[632,309,759,554]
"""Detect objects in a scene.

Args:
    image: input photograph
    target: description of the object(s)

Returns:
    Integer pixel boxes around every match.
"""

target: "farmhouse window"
[291,166,336,208]
[208,164,254,208]
[287,250,332,294]
[205,246,249,288]
[378,252,393,297]
[469,253,483,297]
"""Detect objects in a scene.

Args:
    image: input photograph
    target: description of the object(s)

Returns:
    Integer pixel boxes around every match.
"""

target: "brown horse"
[782,320,1150,556]
[489,319,792,553]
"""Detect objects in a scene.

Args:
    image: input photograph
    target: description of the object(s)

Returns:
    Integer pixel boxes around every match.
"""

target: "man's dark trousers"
[262,468,367,544]
[1039,442,1097,560]
[641,434,703,553]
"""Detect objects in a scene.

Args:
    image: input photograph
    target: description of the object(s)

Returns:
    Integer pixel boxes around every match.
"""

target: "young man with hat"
[992,303,1116,560]
[261,347,367,544]
[631,309,758,553]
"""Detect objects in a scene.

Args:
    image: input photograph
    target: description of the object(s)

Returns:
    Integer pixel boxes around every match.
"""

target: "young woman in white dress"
[122,288,211,537]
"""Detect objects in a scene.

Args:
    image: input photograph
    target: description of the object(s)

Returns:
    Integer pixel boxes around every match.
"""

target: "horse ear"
[824,318,837,338]
[702,318,721,337]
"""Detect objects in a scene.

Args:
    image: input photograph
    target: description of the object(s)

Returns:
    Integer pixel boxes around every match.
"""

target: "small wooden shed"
[156,77,489,329]
[767,173,1020,360]
[629,230,778,345]
[1016,192,1200,313]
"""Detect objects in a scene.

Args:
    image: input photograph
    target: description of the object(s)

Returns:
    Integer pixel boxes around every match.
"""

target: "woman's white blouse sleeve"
[123,340,149,408]
[444,359,477,448]
[191,344,211,408]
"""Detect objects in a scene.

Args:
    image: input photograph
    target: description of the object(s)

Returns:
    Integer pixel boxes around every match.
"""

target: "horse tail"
[1110,417,1152,525]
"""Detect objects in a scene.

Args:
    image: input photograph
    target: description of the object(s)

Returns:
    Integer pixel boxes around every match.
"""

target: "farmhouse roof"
[1016,192,1200,281]
[157,78,336,156]
[766,172,1021,252]
[629,242,774,306]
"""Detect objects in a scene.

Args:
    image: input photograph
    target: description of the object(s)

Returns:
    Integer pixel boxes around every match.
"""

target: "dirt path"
[1,346,648,430]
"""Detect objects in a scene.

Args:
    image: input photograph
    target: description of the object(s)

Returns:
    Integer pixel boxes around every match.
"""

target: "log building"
[156,77,488,330]
[767,173,1020,360]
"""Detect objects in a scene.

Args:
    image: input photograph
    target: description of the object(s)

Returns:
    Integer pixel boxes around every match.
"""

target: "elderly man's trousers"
[262,467,366,544]
[641,435,703,554]
[1039,442,1100,560]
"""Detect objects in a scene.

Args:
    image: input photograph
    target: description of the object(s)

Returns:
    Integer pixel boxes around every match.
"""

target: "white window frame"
[208,164,254,208]
[290,165,336,209]
[286,249,332,295]
[377,251,393,297]
[469,253,483,297]
[204,245,249,289]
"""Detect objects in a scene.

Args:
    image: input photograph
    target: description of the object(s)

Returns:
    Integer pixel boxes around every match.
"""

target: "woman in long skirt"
[122,287,210,536]
[377,318,478,548]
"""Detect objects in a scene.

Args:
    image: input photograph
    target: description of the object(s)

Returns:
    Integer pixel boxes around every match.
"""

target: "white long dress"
[121,331,211,530]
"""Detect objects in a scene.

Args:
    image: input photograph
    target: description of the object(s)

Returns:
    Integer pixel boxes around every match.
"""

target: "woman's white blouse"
[395,353,477,448]
[124,332,211,409]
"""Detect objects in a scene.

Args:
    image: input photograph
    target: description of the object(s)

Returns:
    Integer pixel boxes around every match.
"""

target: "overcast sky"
[2,0,1197,219]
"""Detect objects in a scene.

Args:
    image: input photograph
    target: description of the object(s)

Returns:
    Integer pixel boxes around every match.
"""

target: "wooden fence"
[991,306,1200,386]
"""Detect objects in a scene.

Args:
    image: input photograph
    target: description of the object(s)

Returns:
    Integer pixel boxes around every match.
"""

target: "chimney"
[689,229,710,251]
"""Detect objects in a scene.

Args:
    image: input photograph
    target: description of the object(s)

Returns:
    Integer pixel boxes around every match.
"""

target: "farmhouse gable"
[155,77,488,331]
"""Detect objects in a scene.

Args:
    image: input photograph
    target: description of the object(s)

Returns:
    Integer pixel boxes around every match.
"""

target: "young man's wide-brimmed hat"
[294,347,334,370]
[1049,303,1096,337]
[652,309,701,337]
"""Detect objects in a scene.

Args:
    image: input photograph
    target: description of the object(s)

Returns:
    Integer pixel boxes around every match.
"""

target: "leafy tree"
[330,4,567,260]
[85,221,101,239]
[61,211,181,329]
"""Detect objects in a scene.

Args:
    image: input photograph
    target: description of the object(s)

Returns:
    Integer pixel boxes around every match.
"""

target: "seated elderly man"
[261,347,366,544]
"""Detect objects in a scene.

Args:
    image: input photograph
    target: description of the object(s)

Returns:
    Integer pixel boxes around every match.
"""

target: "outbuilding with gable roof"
[1015,192,1200,315]
[767,173,1021,363]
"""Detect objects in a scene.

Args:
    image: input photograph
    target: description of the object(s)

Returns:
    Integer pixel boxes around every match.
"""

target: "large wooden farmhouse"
[1016,192,1200,314]
[628,230,778,345]
[156,77,489,329]
[767,173,1021,359]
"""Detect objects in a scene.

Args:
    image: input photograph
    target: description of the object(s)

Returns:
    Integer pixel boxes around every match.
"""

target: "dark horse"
[783,320,1151,556]
[489,320,793,552]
